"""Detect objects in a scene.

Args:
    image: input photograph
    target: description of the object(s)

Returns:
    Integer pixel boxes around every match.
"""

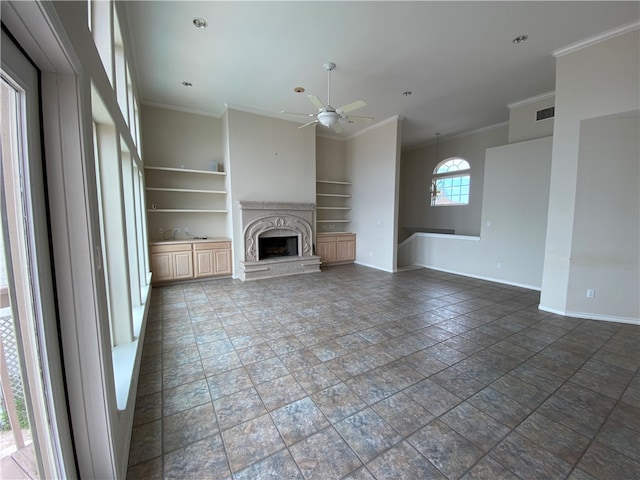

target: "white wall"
[347,117,401,272]
[540,29,640,320]
[566,114,639,321]
[398,136,552,290]
[399,124,508,239]
[226,109,316,276]
[508,92,555,144]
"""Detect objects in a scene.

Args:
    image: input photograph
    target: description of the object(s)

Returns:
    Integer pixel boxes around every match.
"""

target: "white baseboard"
[538,305,640,325]
[353,261,395,273]
[411,263,541,291]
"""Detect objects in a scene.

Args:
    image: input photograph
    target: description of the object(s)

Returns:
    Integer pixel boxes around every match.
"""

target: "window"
[92,83,150,410]
[430,157,470,206]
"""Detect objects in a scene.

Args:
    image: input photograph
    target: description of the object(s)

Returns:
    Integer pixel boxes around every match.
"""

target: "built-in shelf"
[317,193,351,198]
[145,165,226,176]
[145,187,227,194]
[147,209,228,213]
[317,179,352,185]
[316,179,352,227]
[145,164,228,219]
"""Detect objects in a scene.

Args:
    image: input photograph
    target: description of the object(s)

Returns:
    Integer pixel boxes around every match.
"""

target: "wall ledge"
[398,232,480,248]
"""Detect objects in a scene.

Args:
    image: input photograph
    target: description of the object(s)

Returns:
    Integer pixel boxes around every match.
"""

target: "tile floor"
[127,265,640,480]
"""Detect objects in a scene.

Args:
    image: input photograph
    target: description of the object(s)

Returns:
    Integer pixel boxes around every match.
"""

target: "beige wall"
[226,109,316,277]
[566,114,639,321]
[141,105,223,170]
[540,29,640,321]
[508,93,555,143]
[316,135,346,181]
[347,117,402,272]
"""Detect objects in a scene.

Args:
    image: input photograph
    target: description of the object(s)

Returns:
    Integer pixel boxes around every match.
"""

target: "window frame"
[430,157,471,207]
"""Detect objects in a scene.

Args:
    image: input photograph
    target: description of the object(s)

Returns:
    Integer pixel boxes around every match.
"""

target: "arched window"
[430,157,470,206]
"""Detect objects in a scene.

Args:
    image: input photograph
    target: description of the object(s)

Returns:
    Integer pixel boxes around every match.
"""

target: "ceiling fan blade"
[345,115,374,125]
[299,120,318,129]
[332,123,344,134]
[281,110,315,117]
[337,99,367,114]
[308,95,326,111]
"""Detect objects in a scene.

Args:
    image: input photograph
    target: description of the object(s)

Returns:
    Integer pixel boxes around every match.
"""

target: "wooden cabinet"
[193,241,232,278]
[150,239,231,284]
[173,250,195,279]
[316,239,337,263]
[316,233,356,265]
[213,247,232,276]
[150,243,193,282]
[337,235,356,262]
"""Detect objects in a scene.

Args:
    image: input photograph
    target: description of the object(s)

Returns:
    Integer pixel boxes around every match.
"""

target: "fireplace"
[238,201,321,281]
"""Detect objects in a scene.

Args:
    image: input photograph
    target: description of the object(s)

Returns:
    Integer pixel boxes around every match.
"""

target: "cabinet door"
[194,250,214,278]
[173,251,194,279]
[337,239,356,261]
[213,248,232,275]
[151,252,173,282]
[317,241,337,263]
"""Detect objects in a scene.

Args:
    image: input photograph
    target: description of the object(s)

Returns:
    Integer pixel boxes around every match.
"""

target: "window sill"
[112,279,151,411]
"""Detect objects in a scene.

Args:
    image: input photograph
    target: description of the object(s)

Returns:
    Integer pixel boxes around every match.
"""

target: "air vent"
[536,106,555,121]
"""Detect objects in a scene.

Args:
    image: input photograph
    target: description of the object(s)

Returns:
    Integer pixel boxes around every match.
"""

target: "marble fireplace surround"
[238,201,321,281]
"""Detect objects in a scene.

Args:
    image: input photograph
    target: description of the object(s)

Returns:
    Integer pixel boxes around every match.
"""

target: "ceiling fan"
[282,62,374,133]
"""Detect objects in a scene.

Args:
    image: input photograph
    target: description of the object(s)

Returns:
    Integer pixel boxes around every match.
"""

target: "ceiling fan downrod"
[324,62,336,110]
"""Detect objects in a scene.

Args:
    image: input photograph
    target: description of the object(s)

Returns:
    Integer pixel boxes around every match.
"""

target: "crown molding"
[507,91,555,109]
[141,101,222,118]
[552,20,640,57]
[402,121,509,152]
[317,116,402,143]
[347,115,402,141]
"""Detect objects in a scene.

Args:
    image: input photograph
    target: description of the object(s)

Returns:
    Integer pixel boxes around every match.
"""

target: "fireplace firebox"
[259,236,298,259]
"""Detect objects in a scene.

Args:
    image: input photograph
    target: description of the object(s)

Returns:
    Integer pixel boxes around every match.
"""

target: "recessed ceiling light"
[182,81,193,87]
[193,17,208,29]
[403,91,412,96]
[512,34,528,44]
[294,87,305,93]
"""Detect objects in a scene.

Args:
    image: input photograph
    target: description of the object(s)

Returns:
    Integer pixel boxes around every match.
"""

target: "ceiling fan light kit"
[281,62,374,133]
[317,111,339,127]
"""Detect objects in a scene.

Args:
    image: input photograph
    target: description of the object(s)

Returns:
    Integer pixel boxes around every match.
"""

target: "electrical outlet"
[158,227,163,237]
[184,226,190,234]
[497,262,502,269]
[586,289,595,298]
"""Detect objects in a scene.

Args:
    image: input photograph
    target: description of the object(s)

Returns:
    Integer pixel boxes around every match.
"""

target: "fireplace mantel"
[238,201,321,281]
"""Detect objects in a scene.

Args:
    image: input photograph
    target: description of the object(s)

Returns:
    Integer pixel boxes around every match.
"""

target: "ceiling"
[125,1,639,149]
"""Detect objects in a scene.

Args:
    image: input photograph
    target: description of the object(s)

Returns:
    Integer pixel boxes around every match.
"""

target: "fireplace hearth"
[238,201,321,281]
